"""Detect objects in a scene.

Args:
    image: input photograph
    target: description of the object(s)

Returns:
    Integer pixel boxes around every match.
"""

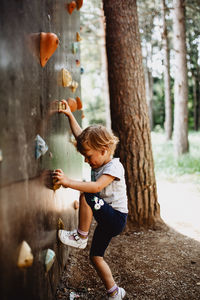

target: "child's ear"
[101,148,107,155]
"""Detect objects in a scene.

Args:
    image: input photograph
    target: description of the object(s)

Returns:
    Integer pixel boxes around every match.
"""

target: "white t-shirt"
[91,158,128,213]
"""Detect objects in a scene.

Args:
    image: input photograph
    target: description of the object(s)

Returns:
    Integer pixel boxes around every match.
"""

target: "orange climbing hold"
[76,97,83,110]
[40,32,59,67]
[67,1,76,14]
[76,0,83,10]
[67,98,77,112]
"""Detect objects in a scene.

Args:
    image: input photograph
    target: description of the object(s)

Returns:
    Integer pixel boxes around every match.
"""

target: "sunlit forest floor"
[56,131,200,300]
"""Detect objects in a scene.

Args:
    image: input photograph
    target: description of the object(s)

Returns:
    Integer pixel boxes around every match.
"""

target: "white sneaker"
[58,230,88,249]
[108,287,126,300]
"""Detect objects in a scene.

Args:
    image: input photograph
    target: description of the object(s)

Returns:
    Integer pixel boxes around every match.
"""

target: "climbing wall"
[0,1,83,299]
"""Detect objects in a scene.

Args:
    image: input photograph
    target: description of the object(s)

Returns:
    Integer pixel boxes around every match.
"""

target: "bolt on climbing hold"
[76,32,82,42]
[61,68,72,87]
[58,101,66,111]
[70,80,79,93]
[35,134,48,159]
[17,241,34,268]
[76,59,80,67]
[74,200,79,209]
[58,218,65,230]
[76,0,83,10]
[81,111,85,119]
[72,42,78,54]
[44,249,56,272]
[67,1,76,14]
[52,178,61,191]
[67,97,77,112]
[76,97,83,110]
[80,66,84,75]
[40,32,59,67]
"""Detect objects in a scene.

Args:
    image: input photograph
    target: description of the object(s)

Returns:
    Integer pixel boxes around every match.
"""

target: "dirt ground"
[56,179,200,300]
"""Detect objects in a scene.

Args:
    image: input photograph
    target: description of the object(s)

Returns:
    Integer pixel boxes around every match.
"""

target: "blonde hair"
[76,125,119,156]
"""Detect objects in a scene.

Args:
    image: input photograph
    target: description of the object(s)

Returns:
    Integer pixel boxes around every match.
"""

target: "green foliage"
[152,131,200,182]
[80,0,106,126]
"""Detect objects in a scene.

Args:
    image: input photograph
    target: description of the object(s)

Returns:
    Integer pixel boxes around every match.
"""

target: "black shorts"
[85,193,127,257]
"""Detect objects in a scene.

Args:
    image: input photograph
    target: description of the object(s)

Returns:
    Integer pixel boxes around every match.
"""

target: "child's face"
[83,146,110,169]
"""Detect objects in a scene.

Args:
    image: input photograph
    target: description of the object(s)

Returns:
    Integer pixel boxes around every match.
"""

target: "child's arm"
[53,169,115,193]
[59,99,82,139]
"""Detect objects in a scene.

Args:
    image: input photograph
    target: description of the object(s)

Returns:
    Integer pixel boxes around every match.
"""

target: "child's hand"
[53,169,70,188]
[58,99,72,116]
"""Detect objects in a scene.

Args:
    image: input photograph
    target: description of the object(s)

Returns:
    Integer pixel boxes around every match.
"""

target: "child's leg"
[90,256,115,290]
[78,193,93,236]
[58,193,93,248]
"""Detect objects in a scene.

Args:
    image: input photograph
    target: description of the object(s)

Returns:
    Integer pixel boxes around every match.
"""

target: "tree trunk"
[103,0,162,228]
[173,0,189,156]
[162,0,173,140]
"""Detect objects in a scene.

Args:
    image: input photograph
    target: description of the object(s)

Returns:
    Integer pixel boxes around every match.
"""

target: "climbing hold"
[70,80,79,93]
[40,32,59,67]
[62,68,72,87]
[81,111,85,119]
[67,1,76,14]
[53,178,61,191]
[17,241,34,268]
[58,218,65,230]
[58,101,66,111]
[76,0,83,10]
[35,134,48,159]
[80,66,84,75]
[76,97,82,110]
[0,149,3,162]
[72,42,78,54]
[67,97,77,112]
[74,200,79,210]
[76,59,80,67]
[76,32,82,42]
[44,249,56,272]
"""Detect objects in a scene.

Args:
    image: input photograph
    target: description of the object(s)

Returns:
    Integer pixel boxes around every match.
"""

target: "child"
[53,99,128,300]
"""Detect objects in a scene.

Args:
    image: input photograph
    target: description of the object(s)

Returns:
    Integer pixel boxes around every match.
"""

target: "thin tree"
[173,0,189,156]
[162,0,173,140]
[103,0,162,228]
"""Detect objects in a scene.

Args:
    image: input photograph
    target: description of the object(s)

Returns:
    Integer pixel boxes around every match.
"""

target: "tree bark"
[103,0,162,228]
[162,0,173,140]
[173,0,189,156]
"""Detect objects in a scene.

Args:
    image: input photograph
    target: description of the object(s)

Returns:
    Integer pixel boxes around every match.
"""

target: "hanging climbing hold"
[40,32,59,67]
[17,241,34,268]
[76,97,83,110]
[74,200,79,210]
[72,42,78,54]
[70,80,79,93]
[35,134,48,159]
[80,66,84,75]
[58,218,65,230]
[76,59,80,67]
[67,1,76,14]
[76,32,82,42]
[62,68,72,87]
[67,97,77,112]
[76,0,83,10]
[44,249,56,272]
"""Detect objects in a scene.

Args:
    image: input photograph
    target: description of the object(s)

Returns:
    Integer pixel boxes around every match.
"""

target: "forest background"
[79,0,200,234]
